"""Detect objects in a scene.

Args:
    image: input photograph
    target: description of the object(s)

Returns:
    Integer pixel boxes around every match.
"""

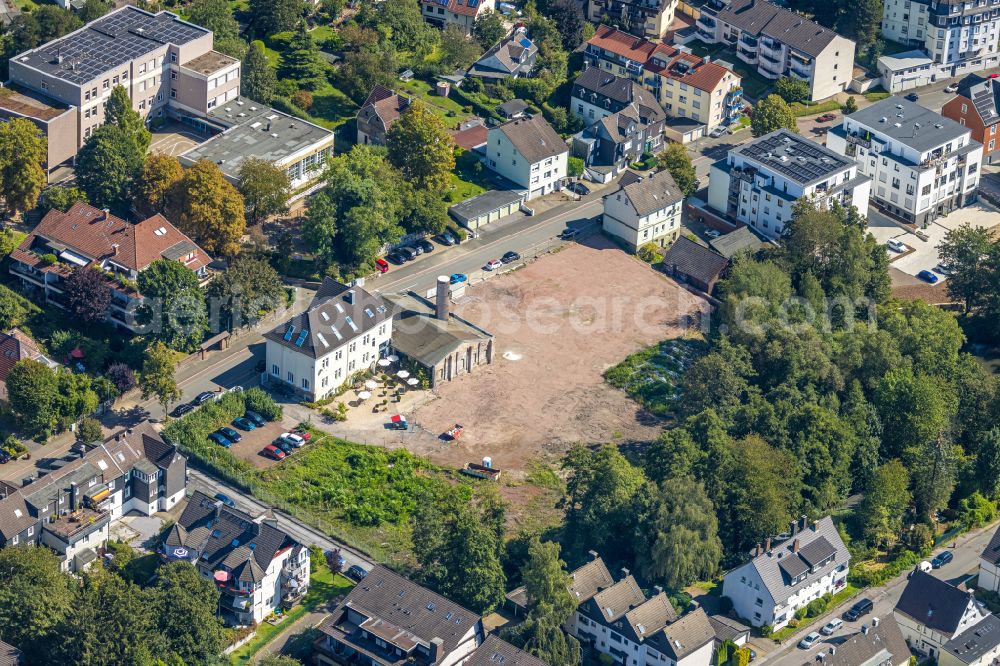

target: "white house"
[265,278,393,401]
[707,129,871,240]
[876,50,935,93]
[894,571,995,661]
[827,96,982,227]
[485,114,568,200]
[980,525,1000,593]
[603,169,684,250]
[721,516,850,630]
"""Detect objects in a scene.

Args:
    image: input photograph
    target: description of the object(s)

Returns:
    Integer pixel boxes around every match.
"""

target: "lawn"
[445,149,491,203]
[228,563,354,664]
[309,81,358,130]
[397,78,472,125]
[790,99,842,117]
[863,87,891,102]
[309,24,337,46]
[604,339,706,418]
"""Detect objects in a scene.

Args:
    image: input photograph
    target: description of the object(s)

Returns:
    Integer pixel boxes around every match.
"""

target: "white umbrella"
[364,380,378,390]
[397,370,410,380]
[388,354,400,363]
[357,390,371,400]
[377,358,391,368]
[406,378,419,387]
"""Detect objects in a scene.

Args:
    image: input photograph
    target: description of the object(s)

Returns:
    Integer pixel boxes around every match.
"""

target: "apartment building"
[603,169,684,249]
[265,278,393,401]
[314,564,485,666]
[827,96,982,226]
[485,114,568,199]
[163,490,310,626]
[0,84,77,178]
[9,202,211,332]
[586,0,679,38]
[721,516,850,630]
[583,26,743,138]
[694,0,855,101]
[881,0,1000,80]
[942,74,1000,164]
[707,129,871,240]
[0,422,186,573]
[420,0,496,33]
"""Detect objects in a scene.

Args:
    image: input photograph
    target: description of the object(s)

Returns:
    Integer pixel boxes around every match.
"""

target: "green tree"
[206,256,286,328]
[41,186,88,214]
[137,260,208,352]
[568,156,584,177]
[975,428,1000,499]
[854,460,911,547]
[0,118,47,216]
[911,438,958,521]
[0,547,74,663]
[104,85,151,154]
[75,124,143,210]
[279,21,327,90]
[852,0,883,53]
[658,142,698,197]
[546,0,586,49]
[140,341,181,415]
[938,222,994,312]
[63,266,112,324]
[134,154,184,217]
[166,160,246,256]
[7,359,58,435]
[249,0,301,35]
[637,476,722,589]
[259,657,302,666]
[188,0,241,43]
[439,25,483,69]
[138,259,201,299]
[376,0,439,59]
[843,96,859,114]
[242,41,277,104]
[387,100,456,192]
[474,10,508,48]
[77,0,110,22]
[152,562,226,665]
[751,94,798,137]
[337,49,399,103]
[774,77,810,103]
[874,368,954,460]
[77,417,103,444]
[238,157,291,224]
[959,492,998,530]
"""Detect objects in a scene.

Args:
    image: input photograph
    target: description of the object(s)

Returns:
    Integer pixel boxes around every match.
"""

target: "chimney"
[265,120,271,132]
[861,625,869,635]
[430,637,443,663]
[829,647,836,656]
[654,585,664,595]
[790,520,797,537]
[793,538,800,553]
[620,567,630,580]
[765,537,772,553]
[70,481,77,510]
[588,550,599,560]
[111,243,119,256]
[872,617,880,627]
[435,275,450,321]
[755,543,762,557]
[345,290,355,305]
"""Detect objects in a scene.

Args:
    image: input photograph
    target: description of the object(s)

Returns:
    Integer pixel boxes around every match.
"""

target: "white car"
[799,632,821,649]
[484,259,503,271]
[821,618,844,636]
[945,83,959,93]
[886,238,907,253]
[705,229,722,239]
[278,432,306,448]
[710,126,727,138]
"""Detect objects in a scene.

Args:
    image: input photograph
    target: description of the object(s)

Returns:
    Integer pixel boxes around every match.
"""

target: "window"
[11,535,17,545]
[170,89,177,99]
[287,371,294,383]
[302,378,309,389]
[27,526,33,537]
[103,79,109,89]
[962,103,968,113]
[171,71,177,80]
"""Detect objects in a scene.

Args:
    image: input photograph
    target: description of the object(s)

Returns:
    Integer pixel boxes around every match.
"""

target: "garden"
[603,339,706,418]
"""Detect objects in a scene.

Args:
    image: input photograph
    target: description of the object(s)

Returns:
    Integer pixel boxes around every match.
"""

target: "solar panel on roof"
[294,330,308,347]
[283,324,295,341]
[520,38,532,47]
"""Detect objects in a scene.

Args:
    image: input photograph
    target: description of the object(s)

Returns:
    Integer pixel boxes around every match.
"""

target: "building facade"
[877,50,936,92]
[942,74,1000,164]
[827,96,982,226]
[694,0,855,101]
[894,572,992,660]
[980,525,1000,592]
[721,516,850,630]
[603,170,683,249]
[707,129,871,240]
[356,85,411,147]
[265,278,393,401]
[420,0,496,33]
[485,114,568,199]
[586,0,679,38]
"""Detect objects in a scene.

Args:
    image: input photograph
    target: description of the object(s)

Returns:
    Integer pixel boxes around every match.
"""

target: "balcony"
[758,57,784,78]
[759,38,783,57]
[737,47,759,64]
[739,33,759,48]
[44,508,109,544]
[789,64,811,80]
[697,14,717,29]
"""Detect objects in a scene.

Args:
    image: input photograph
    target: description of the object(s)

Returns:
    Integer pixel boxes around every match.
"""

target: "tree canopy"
[238,157,291,224]
[751,94,798,137]
[166,160,246,256]
[0,118,47,216]
[387,100,456,192]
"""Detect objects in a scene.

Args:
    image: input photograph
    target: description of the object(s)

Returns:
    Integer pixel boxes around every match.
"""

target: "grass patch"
[525,461,564,493]
[229,563,354,664]
[444,149,491,203]
[309,82,358,129]
[309,25,337,46]
[789,99,842,117]
[604,339,706,417]
[397,78,472,124]
[863,87,891,102]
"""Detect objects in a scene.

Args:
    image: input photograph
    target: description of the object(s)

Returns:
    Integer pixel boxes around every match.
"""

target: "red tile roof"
[421,0,488,17]
[0,328,46,383]
[452,123,488,150]
[588,25,658,62]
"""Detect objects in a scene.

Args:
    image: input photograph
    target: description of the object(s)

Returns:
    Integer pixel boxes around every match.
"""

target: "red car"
[991,73,999,78]
[375,258,389,274]
[816,113,837,122]
[262,444,286,460]
[292,427,312,441]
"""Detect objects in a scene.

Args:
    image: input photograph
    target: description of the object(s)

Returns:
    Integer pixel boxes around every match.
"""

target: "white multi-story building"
[485,114,568,199]
[694,0,855,101]
[420,0,496,33]
[603,169,684,250]
[722,516,850,630]
[894,571,993,660]
[827,96,982,226]
[707,129,871,240]
[265,278,393,402]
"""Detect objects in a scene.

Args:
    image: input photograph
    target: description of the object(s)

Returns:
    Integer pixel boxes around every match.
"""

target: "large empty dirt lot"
[401,237,709,473]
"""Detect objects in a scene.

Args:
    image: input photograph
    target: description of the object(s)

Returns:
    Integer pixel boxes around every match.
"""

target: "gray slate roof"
[957,74,1000,127]
[613,169,684,216]
[895,571,979,636]
[657,607,716,660]
[846,96,971,153]
[449,189,525,223]
[493,114,567,164]
[466,635,547,666]
[591,575,647,622]
[821,618,910,666]
[265,277,392,360]
[981,524,1000,566]
[944,613,1000,664]
[383,292,492,368]
[708,615,750,644]
[709,226,764,259]
[498,99,530,117]
[661,237,729,286]
[715,0,841,57]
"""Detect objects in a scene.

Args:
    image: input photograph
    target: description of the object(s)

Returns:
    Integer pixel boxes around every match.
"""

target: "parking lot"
[221,420,297,469]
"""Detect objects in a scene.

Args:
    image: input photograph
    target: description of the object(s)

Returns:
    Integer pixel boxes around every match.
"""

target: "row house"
[162,490,310,626]
[8,202,210,333]
[586,0,679,39]
[827,96,982,226]
[0,422,186,573]
[694,0,855,101]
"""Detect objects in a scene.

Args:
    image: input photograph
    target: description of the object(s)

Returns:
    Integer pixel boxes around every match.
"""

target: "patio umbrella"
[406,378,419,387]
[388,354,400,363]
[357,391,371,400]
[364,380,378,390]
[377,358,391,368]
[397,370,410,380]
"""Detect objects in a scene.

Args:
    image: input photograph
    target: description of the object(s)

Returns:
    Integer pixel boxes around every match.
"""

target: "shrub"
[637,242,661,263]
[734,648,751,666]
[568,156,584,177]
[39,253,57,266]
[760,624,773,638]
[805,595,829,618]
[76,417,103,444]
[1,434,27,458]
[291,89,314,111]
[243,386,282,421]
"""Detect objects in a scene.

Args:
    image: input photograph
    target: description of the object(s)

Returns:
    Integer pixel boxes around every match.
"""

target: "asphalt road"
[759,521,1000,666]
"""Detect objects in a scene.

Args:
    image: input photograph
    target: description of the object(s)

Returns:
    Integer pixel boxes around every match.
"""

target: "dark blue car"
[208,432,231,448]
[917,269,939,284]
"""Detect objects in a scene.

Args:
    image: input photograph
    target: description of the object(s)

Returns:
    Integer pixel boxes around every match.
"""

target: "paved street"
[758,520,1000,666]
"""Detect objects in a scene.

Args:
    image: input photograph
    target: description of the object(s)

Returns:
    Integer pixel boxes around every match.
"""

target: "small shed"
[661,237,729,293]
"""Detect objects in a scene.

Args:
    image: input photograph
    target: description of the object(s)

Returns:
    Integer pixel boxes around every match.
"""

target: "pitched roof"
[470,29,538,77]
[359,86,410,130]
[452,123,488,150]
[466,635,547,666]
[420,0,487,17]
[498,99,530,117]
[662,237,729,286]
[264,277,392,360]
[591,575,647,622]
[944,613,1000,664]
[895,571,979,635]
[708,615,751,644]
[574,67,643,105]
[982,525,1000,566]
[613,169,685,216]
[820,618,911,666]
[623,592,678,641]
[956,74,1000,127]
[588,24,658,62]
[382,291,492,368]
[0,328,48,383]
[709,226,764,259]
[715,0,841,57]
[658,607,716,660]
[569,556,616,603]
[493,114,567,163]
[0,639,21,666]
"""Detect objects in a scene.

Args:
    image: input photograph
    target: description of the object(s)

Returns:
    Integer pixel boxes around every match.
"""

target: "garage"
[448,189,526,231]
[665,117,706,144]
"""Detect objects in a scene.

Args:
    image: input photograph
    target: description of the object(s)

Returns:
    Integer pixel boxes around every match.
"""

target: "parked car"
[443,229,459,245]
[844,598,874,621]
[704,229,721,239]
[799,632,821,649]
[0,451,9,464]
[398,246,418,261]
[375,258,389,273]
[932,551,954,568]
[346,564,369,581]
[291,427,312,441]
[559,228,580,241]
[991,73,999,79]
[245,411,268,426]
[816,113,837,122]
[273,439,295,455]
[386,251,407,265]
[821,618,844,635]
[747,648,756,662]
[170,403,194,418]
[262,444,286,460]
[501,251,521,264]
[710,126,727,138]
[936,262,955,275]
[193,391,217,405]
[886,238,907,253]
[214,493,236,508]
[218,426,242,443]
[450,273,468,284]
[208,432,231,448]
[438,232,456,246]
[567,181,590,195]
[409,244,424,256]
[945,83,959,92]
[484,259,503,271]
[905,92,920,101]
[278,432,306,448]
[917,269,939,283]
[909,560,933,578]
[233,416,257,431]
[417,239,434,253]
